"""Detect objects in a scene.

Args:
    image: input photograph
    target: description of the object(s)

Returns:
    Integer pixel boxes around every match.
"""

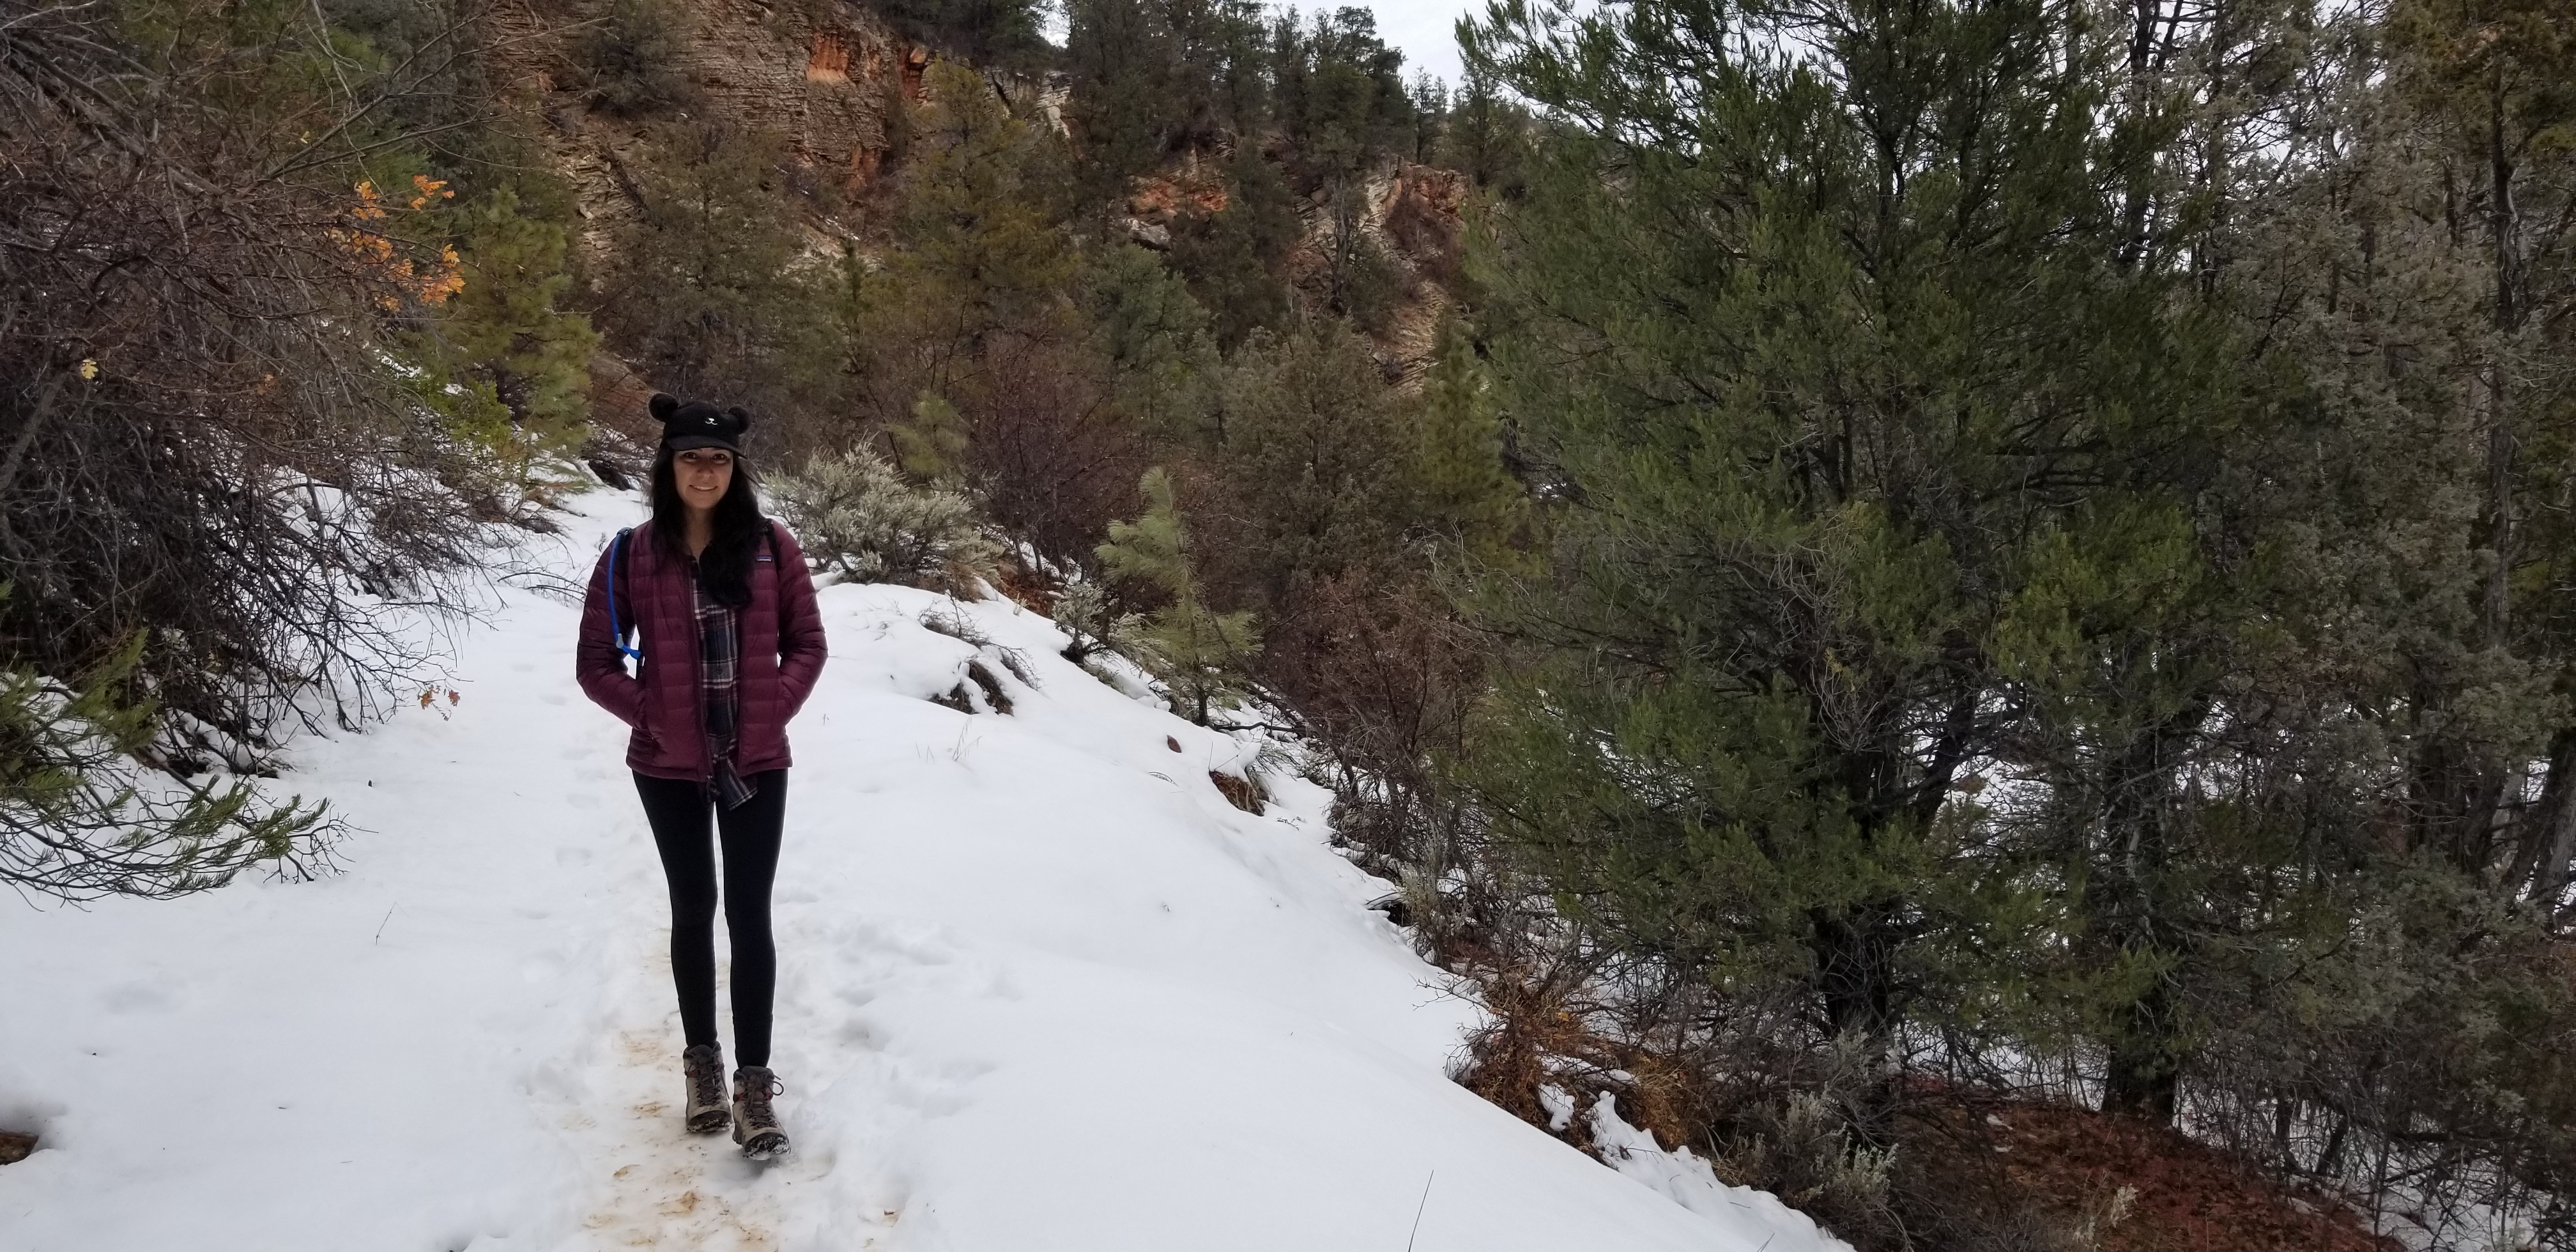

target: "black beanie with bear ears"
[649,392,749,455]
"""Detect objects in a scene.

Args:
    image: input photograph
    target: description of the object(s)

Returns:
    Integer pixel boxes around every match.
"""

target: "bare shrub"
[0,4,503,896]
[0,6,498,749]
[957,335,1148,569]
[927,657,1013,715]
[1275,574,1482,868]
[1382,167,1463,289]
[920,602,1039,688]
[1208,770,1264,813]
[1048,578,1146,667]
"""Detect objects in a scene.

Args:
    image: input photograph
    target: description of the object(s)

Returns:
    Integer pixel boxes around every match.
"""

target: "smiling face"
[674,448,735,514]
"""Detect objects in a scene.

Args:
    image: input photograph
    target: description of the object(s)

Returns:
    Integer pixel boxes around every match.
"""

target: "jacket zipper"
[688,550,711,788]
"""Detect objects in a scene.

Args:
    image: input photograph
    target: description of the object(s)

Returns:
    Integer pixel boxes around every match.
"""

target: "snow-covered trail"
[2,493,1842,1252]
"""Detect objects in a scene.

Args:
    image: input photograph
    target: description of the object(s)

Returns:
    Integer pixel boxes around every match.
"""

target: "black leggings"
[633,770,788,1067]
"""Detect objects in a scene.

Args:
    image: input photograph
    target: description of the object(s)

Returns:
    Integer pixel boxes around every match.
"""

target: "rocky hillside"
[477,0,1466,413]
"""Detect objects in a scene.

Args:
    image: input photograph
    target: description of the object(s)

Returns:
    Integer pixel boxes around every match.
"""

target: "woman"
[576,393,827,1161]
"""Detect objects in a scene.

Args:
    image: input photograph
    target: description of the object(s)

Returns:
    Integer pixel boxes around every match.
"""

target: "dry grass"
[1455,966,1710,1159]
[1208,770,1266,814]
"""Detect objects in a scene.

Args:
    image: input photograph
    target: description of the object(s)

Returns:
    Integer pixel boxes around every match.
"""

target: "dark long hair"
[648,448,765,608]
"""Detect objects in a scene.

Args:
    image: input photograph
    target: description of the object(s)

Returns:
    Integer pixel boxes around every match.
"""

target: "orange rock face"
[807,33,852,84]
[1126,174,1232,222]
[902,47,931,101]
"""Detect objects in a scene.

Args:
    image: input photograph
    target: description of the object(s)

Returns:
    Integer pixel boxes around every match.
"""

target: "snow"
[1588,1094,1850,1252]
[2,489,1846,1252]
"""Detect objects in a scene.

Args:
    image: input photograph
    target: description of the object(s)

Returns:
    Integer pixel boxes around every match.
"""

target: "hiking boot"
[681,1044,729,1134]
[732,1065,790,1160]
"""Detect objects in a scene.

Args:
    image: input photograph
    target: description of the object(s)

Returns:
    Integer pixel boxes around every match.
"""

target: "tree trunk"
[2510,729,2576,899]
[1813,902,1899,1046]
[2458,62,2520,876]
[2104,975,2182,1121]
[2093,671,2211,1126]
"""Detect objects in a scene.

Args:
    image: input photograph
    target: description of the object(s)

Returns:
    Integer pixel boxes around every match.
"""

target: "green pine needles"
[1454,0,2271,1119]
[1099,468,1261,725]
[2,623,338,903]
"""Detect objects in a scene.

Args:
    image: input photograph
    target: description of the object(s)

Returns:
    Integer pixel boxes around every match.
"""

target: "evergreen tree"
[1179,0,1275,140]
[427,188,598,447]
[1270,6,1413,179]
[887,62,1078,352]
[841,60,1079,443]
[2,615,339,902]
[571,0,698,118]
[1064,0,1276,202]
[1168,141,1298,351]
[597,123,835,428]
[1407,71,1448,165]
[1079,243,1220,443]
[1209,320,1415,611]
[1064,0,1184,203]
[1454,0,2235,1113]
[891,392,970,485]
[1438,61,1528,195]
[2381,0,2576,888]
[1409,317,1522,561]
[1099,467,1261,724]
[876,0,1050,72]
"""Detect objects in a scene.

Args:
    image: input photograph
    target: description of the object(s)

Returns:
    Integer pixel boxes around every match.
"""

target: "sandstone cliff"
[477,0,1465,418]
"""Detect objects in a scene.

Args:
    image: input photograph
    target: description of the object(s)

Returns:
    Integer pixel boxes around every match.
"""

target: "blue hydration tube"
[605,529,643,662]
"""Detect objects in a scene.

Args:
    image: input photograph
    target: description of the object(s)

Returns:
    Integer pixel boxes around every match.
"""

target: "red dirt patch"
[1905,1094,2398,1252]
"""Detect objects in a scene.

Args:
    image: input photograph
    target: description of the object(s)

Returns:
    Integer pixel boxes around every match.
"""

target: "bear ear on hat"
[649,393,680,422]
[726,406,751,432]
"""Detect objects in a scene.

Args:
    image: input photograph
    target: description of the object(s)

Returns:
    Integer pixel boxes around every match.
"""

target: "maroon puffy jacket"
[576,519,828,781]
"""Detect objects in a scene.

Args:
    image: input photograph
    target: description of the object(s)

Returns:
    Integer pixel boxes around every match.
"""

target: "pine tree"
[1064,0,1183,204]
[427,188,599,447]
[2,623,339,902]
[891,392,970,485]
[885,61,1078,353]
[1078,243,1219,443]
[1270,6,1412,178]
[598,123,836,424]
[1407,72,1449,165]
[876,0,1050,72]
[1409,317,1522,561]
[1453,0,2237,1113]
[1169,141,1298,351]
[572,0,698,118]
[1438,61,1527,195]
[1098,467,1259,724]
[1213,320,1414,609]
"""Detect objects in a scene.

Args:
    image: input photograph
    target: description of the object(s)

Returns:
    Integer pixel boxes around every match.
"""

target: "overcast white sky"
[1342,1,1483,86]
[1044,3,1489,87]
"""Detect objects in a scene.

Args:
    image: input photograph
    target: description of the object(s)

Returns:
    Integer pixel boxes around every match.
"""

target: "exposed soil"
[1897,1092,2398,1252]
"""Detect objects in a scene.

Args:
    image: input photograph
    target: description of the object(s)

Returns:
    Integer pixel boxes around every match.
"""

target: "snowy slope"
[1,491,1847,1252]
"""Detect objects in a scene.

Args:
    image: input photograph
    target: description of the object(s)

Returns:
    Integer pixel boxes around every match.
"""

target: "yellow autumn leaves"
[334,175,464,310]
